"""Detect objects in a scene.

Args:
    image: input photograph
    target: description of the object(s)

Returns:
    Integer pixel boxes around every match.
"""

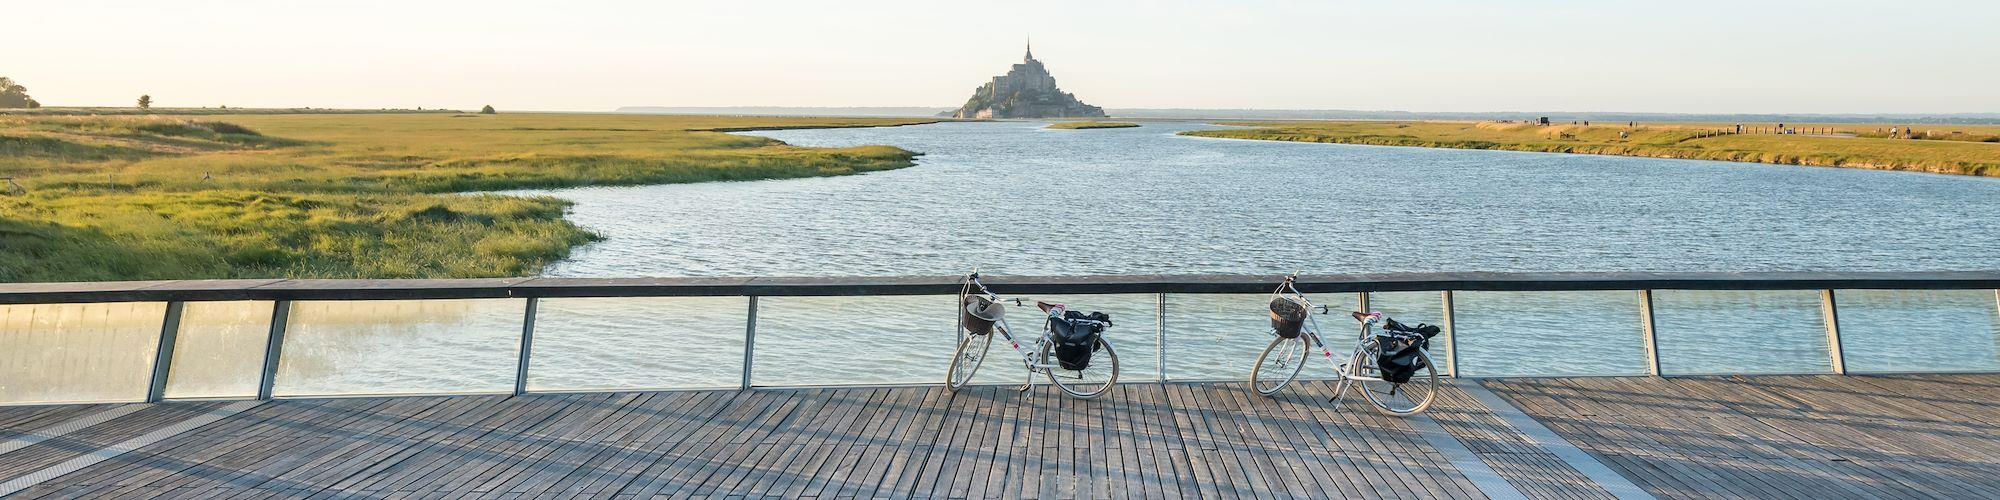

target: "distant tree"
[137,94,152,109]
[0,77,39,109]
[480,105,496,114]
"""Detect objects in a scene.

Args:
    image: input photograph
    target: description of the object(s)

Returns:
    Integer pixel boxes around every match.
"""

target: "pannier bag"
[1269,297,1308,338]
[961,295,1004,335]
[1049,311,1112,370]
[1376,318,1442,384]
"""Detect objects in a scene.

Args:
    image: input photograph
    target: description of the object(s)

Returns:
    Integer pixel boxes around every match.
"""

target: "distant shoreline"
[616,106,2000,125]
[1046,121,1139,130]
[1181,121,2000,177]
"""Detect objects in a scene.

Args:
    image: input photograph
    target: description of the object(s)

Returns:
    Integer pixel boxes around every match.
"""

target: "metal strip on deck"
[1462,382,1656,500]
[1407,411,1529,500]
[0,401,261,497]
[0,405,147,457]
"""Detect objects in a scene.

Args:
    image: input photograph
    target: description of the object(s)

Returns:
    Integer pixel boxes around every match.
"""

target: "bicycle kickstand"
[1328,378,1354,411]
[1016,369,1034,393]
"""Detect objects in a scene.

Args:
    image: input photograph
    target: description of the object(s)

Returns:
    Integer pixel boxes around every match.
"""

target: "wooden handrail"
[3,271,1999,304]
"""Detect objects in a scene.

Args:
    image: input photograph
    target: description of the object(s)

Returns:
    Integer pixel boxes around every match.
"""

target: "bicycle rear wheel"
[1250,335,1310,395]
[946,332,991,392]
[1355,340,1438,416]
[1041,338,1118,399]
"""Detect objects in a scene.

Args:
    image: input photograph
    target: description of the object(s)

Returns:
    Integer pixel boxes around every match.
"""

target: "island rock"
[948,43,1107,119]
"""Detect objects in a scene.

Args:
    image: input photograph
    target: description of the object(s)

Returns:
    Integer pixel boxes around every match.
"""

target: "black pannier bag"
[1269,297,1308,338]
[1049,311,1112,370]
[1376,318,1442,384]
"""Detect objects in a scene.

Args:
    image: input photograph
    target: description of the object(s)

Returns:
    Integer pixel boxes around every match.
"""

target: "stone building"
[949,42,1106,119]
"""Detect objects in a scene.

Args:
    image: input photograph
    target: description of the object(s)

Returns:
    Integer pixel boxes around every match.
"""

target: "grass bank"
[1182,121,2000,177]
[0,113,934,282]
[1046,121,1139,130]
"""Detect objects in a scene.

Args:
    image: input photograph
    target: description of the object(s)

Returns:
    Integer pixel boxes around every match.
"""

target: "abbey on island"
[948,42,1107,119]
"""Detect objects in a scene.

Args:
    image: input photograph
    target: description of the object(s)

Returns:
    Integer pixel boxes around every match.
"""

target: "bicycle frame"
[963,276,1071,373]
[1271,275,1390,391]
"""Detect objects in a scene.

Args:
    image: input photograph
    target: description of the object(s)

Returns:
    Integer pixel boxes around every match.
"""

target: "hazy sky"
[11,0,1998,113]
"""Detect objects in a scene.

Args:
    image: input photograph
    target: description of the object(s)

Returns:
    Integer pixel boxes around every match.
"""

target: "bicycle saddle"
[1351,311,1373,321]
[1036,301,1061,313]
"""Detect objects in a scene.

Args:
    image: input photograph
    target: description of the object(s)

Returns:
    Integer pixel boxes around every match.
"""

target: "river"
[282,121,2000,395]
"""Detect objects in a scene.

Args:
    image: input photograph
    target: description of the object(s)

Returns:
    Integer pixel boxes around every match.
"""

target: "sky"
[9,0,1999,114]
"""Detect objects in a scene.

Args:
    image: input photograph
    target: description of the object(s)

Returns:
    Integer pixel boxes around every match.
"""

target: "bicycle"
[1249,273,1440,416]
[946,272,1120,399]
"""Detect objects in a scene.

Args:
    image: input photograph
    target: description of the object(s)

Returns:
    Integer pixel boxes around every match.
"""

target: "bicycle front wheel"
[1355,341,1438,416]
[1041,338,1118,399]
[1250,335,1310,396]
[946,332,991,392]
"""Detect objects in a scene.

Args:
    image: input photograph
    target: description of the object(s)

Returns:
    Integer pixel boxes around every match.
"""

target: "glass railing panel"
[964,293,1159,386]
[1454,291,1648,377]
[1164,293,1358,381]
[1836,289,2000,373]
[528,297,747,391]
[752,295,957,386]
[273,299,525,396]
[164,301,274,399]
[0,302,167,405]
[1653,290,1831,375]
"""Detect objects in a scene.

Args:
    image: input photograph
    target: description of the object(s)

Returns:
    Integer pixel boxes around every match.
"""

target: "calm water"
[544,121,2000,276]
[281,122,2000,395]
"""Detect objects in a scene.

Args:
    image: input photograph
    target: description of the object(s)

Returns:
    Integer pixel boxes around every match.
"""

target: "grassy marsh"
[0,113,933,281]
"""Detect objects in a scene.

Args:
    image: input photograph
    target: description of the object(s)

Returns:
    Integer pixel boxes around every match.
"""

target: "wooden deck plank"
[122,398,405,494]
[9,375,2000,498]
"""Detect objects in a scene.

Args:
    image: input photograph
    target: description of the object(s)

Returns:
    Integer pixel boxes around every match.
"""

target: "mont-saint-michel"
[947,43,1107,119]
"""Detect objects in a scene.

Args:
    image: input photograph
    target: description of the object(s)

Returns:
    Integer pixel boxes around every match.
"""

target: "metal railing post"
[1639,290,1661,376]
[1357,291,1371,338]
[1822,290,1846,375]
[1155,292,1166,382]
[257,300,292,400]
[1440,291,1457,378]
[146,301,185,402]
[741,296,758,390]
[514,298,538,395]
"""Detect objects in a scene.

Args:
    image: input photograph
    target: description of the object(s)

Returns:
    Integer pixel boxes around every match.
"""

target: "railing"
[2,272,1999,406]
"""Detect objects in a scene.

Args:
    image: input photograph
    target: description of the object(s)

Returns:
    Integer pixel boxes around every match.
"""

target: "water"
[277,121,2000,395]
[541,121,2000,276]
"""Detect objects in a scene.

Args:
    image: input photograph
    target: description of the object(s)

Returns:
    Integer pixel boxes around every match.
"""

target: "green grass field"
[1183,121,2000,177]
[1046,121,1140,130]
[0,113,933,282]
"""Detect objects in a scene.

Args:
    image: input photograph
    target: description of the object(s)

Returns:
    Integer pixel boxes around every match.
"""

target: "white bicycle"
[1251,273,1440,416]
[946,272,1120,399]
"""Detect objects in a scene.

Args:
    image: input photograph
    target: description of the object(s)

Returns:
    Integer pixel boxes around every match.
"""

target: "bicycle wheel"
[1355,339,1438,416]
[946,332,991,392]
[1041,338,1118,399]
[1250,335,1310,396]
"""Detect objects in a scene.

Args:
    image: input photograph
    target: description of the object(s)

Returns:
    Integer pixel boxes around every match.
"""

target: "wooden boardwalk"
[0,375,1995,498]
